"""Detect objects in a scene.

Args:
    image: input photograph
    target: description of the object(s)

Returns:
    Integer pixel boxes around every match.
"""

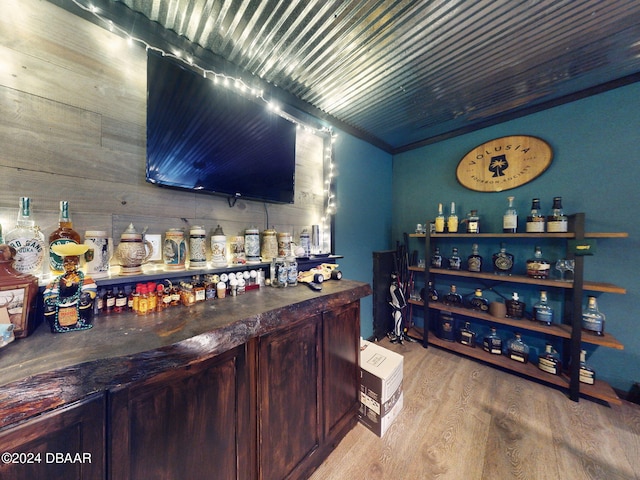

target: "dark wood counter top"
[0,280,371,429]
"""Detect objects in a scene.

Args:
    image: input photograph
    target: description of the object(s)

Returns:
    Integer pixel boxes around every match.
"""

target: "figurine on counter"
[43,244,97,333]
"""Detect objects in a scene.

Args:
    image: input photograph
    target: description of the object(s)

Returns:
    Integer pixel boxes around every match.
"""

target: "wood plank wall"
[0,0,328,276]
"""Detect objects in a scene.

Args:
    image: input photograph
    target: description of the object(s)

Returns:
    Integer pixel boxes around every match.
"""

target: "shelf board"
[556,325,624,350]
[408,232,628,239]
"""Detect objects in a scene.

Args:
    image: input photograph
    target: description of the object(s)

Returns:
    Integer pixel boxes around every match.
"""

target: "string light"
[70,0,337,224]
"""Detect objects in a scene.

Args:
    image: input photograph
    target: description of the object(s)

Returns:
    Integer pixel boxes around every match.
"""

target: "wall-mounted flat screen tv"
[146,51,297,204]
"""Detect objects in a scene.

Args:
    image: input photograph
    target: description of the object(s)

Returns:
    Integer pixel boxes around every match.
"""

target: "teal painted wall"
[333,131,393,340]
[392,82,640,393]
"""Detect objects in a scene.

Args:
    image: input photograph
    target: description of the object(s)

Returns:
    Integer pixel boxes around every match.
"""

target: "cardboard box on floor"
[359,339,404,437]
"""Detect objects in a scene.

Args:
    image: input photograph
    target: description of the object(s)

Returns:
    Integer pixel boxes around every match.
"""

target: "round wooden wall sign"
[456,135,553,192]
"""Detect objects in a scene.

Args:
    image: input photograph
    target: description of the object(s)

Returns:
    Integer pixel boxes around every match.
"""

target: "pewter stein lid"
[120,223,142,241]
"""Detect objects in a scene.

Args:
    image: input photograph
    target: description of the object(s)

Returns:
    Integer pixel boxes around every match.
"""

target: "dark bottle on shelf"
[114,287,127,313]
[465,210,480,233]
[492,242,514,275]
[483,327,503,355]
[505,292,525,319]
[442,285,463,306]
[467,243,482,272]
[431,247,443,268]
[447,247,461,270]
[437,311,456,342]
[579,350,596,385]
[506,332,529,363]
[426,281,439,302]
[533,290,554,326]
[538,344,562,375]
[547,196,568,233]
[468,288,489,312]
[526,245,551,279]
[459,321,476,347]
[526,198,546,233]
[103,288,115,314]
[582,296,605,336]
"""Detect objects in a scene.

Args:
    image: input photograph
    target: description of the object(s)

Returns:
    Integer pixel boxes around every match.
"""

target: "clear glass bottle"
[459,321,476,347]
[5,197,46,276]
[483,327,503,355]
[467,243,482,272]
[492,242,514,275]
[448,247,461,270]
[533,290,554,326]
[469,288,489,312]
[286,256,298,286]
[505,292,525,319]
[579,350,596,385]
[547,196,568,233]
[435,203,445,233]
[582,296,605,336]
[538,343,562,375]
[526,245,551,279]
[49,201,82,275]
[465,210,480,233]
[431,247,443,268]
[506,332,529,363]
[503,196,518,233]
[447,201,458,233]
[526,198,546,233]
[442,284,463,306]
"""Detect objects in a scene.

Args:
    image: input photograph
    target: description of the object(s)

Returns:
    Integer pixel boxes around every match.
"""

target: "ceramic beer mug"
[114,223,154,275]
[84,230,113,278]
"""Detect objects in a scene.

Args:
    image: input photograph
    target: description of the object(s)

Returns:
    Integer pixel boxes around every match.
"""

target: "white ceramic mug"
[84,230,113,278]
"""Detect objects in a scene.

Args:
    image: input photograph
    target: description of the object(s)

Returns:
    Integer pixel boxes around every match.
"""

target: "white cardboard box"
[358,339,404,437]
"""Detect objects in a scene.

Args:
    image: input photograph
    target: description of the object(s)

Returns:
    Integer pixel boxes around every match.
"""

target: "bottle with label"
[492,242,514,275]
[49,201,82,275]
[5,197,46,276]
[582,296,605,336]
[505,292,525,319]
[447,247,461,270]
[442,285,463,306]
[526,198,545,233]
[483,327,503,355]
[526,246,551,279]
[286,256,298,286]
[533,290,554,326]
[114,287,128,313]
[469,288,489,312]
[447,202,458,233]
[579,350,596,385]
[458,321,476,347]
[103,288,115,314]
[467,243,482,272]
[435,203,445,233]
[431,247,443,268]
[538,344,562,375]
[503,196,518,233]
[465,210,480,233]
[437,311,455,342]
[547,196,568,233]
[506,332,529,363]
[426,281,439,303]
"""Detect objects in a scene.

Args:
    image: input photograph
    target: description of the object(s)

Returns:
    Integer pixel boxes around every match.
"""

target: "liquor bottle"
[538,344,562,375]
[437,311,455,342]
[49,201,81,275]
[155,284,166,312]
[469,288,489,312]
[459,321,476,347]
[467,243,482,272]
[5,197,46,276]
[114,287,127,313]
[503,196,518,233]
[506,332,529,363]
[492,242,514,275]
[435,203,445,233]
[147,282,158,310]
[505,292,525,319]
[483,327,503,355]
[526,245,551,279]
[525,198,545,233]
[447,247,461,270]
[447,202,458,233]
[547,196,568,233]
[442,285,463,306]
[579,349,596,385]
[533,290,553,326]
[425,281,439,303]
[137,283,149,315]
[431,247,443,268]
[465,210,480,233]
[582,296,605,336]
[103,288,115,314]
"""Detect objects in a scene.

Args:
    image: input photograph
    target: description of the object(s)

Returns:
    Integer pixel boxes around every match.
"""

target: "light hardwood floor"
[310,338,640,480]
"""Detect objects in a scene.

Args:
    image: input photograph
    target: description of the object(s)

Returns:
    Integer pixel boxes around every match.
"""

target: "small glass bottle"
[465,210,480,233]
[469,288,489,312]
[505,292,525,319]
[533,290,554,326]
[467,243,482,272]
[431,247,443,268]
[5,197,46,276]
[114,287,127,313]
[492,242,514,275]
[426,281,439,303]
[447,202,458,233]
[582,296,605,336]
[103,288,115,314]
[526,198,546,233]
[155,284,166,312]
[579,350,596,385]
[147,282,158,310]
[435,203,445,233]
[526,246,551,279]
[503,196,518,233]
[538,344,562,375]
[506,332,529,363]
[447,247,461,270]
[483,327,503,355]
[547,196,568,233]
[442,285,463,306]
[49,201,81,275]
[459,321,476,347]
[137,284,149,315]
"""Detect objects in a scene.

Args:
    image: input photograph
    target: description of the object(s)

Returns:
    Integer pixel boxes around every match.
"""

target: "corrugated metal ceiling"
[62,0,640,152]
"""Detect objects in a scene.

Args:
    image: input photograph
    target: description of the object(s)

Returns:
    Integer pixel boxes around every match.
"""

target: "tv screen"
[146,51,297,204]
